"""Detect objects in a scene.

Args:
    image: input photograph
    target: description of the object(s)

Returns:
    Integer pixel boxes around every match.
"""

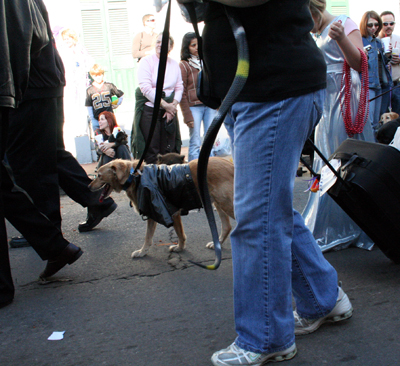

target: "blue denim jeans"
[228,90,338,354]
[188,105,217,161]
[223,113,235,159]
[380,84,392,116]
[369,88,382,134]
[391,84,400,115]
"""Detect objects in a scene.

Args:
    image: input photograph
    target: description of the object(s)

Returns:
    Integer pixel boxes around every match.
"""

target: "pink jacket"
[137,54,183,108]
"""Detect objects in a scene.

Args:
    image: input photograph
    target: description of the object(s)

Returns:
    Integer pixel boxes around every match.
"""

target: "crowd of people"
[2,0,400,365]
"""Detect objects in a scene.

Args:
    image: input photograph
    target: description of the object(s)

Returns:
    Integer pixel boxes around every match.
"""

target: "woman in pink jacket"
[133,33,183,163]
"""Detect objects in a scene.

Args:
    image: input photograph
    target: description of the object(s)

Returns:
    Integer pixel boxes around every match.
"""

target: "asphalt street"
[1,167,400,366]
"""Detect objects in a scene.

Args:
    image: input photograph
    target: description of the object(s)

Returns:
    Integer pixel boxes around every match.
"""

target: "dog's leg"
[131,219,157,258]
[169,213,187,252]
[206,204,232,250]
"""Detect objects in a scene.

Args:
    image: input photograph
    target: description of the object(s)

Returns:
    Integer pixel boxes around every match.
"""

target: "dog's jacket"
[136,164,203,227]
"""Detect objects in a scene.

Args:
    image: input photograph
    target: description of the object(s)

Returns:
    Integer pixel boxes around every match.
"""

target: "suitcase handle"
[306,138,352,189]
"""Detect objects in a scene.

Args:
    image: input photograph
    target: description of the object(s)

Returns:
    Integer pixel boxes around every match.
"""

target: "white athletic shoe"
[294,286,353,335]
[211,342,297,365]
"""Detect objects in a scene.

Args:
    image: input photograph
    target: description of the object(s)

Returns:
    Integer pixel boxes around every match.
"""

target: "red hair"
[98,111,118,133]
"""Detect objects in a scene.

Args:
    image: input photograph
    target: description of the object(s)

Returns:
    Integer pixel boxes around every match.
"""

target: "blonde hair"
[309,0,326,25]
[156,32,174,49]
[61,28,78,44]
[90,64,105,77]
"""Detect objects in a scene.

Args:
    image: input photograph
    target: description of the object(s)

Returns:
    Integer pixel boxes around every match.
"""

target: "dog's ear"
[111,161,130,184]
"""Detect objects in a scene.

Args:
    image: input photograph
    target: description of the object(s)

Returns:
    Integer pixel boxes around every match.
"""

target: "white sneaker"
[211,342,297,365]
[294,286,353,335]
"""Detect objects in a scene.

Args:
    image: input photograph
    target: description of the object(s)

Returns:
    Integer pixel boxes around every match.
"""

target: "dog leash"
[184,3,249,270]
[368,83,400,102]
[301,137,353,192]
[133,0,172,176]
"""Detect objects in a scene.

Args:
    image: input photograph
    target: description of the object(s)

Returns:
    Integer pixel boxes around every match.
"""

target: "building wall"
[45,0,400,145]
[44,0,81,27]
[348,0,399,26]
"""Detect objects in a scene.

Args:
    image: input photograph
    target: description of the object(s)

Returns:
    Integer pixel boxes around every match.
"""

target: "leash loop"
[187,5,249,270]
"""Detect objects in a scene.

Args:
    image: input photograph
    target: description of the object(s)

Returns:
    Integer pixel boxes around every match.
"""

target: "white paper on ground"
[48,331,65,341]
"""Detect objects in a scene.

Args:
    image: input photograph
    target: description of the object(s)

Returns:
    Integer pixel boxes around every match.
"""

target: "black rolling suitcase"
[312,139,400,264]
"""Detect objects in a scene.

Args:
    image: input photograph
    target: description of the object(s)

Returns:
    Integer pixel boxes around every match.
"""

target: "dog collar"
[122,167,139,191]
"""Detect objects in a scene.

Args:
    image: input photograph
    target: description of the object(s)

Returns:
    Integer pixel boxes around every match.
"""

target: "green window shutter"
[81,9,107,59]
[326,0,349,16]
[105,0,136,103]
[80,0,108,63]
[108,7,131,57]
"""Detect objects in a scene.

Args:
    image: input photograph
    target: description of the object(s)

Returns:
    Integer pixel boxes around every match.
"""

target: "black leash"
[133,0,172,176]
[303,138,352,190]
[369,83,400,102]
[300,156,318,178]
[185,3,249,270]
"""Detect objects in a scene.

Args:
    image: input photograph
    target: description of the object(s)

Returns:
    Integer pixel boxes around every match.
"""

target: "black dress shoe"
[78,200,117,232]
[0,298,13,309]
[39,243,83,280]
[9,236,30,248]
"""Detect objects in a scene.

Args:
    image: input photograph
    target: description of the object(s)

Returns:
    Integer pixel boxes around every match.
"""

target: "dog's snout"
[88,178,103,192]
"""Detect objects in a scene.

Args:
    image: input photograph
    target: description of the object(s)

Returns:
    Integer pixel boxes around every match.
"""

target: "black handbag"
[196,68,221,110]
[164,118,176,135]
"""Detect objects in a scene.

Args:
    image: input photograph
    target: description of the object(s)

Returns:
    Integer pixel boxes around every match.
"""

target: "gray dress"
[302,15,375,252]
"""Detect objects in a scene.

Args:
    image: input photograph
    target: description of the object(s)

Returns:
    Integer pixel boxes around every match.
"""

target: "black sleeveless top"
[202,0,326,102]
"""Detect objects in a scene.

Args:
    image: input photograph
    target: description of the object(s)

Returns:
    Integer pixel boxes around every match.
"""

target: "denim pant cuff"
[235,337,295,355]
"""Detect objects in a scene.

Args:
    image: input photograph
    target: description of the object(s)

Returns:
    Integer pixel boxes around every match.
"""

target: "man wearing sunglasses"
[379,11,400,114]
[132,14,158,62]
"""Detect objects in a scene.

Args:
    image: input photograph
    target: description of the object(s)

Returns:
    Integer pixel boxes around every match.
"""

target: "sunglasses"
[383,22,396,26]
[367,23,379,28]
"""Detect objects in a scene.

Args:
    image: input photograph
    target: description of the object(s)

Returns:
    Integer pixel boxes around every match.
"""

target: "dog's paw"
[169,244,182,252]
[206,241,214,250]
[131,250,147,258]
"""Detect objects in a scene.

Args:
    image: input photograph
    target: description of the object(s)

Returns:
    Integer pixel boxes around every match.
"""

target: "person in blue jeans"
[360,11,392,133]
[379,11,400,116]
[179,32,217,161]
[178,0,353,364]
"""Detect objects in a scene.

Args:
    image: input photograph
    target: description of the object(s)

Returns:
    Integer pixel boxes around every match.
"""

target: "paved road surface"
[1,171,400,365]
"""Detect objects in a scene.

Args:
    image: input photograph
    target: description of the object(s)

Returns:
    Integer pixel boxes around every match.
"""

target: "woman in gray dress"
[302,0,375,252]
